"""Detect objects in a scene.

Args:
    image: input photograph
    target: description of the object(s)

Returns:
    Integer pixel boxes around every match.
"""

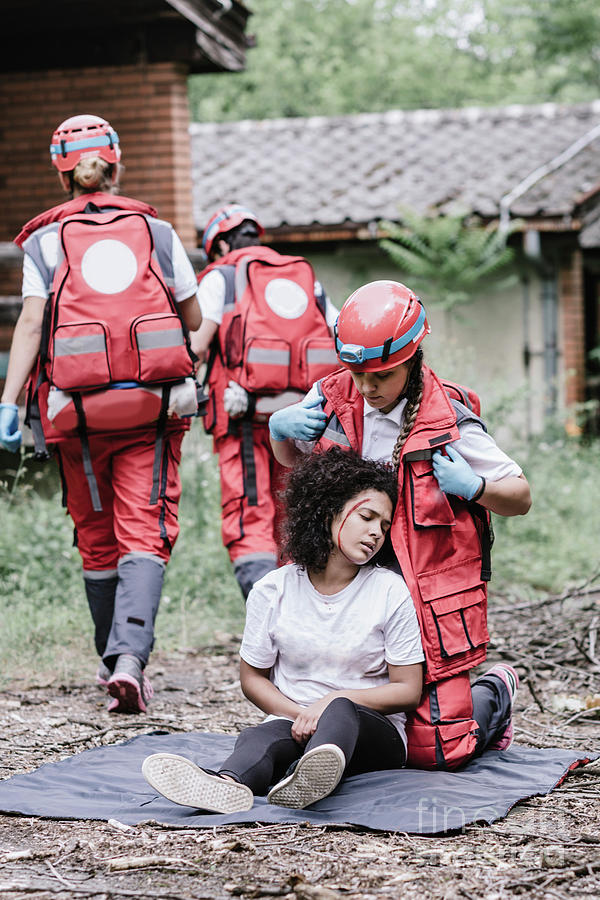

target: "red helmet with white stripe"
[202,204,264,259]
[335,280,430,373]
[50,115,121,173]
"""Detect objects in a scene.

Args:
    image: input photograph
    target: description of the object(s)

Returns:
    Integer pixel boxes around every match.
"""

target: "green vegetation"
[379,209,517,312]
[0,429,244,688]
[190,0,600,123]
[492,435,600,597]
[2,421,599,686]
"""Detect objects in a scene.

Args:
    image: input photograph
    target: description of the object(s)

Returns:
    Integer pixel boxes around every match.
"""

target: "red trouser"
[57,429,184,570]
[216,422,286,567]
[405,674,479,770]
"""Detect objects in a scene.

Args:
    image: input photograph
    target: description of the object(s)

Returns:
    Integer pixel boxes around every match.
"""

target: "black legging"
[218,696,407,795]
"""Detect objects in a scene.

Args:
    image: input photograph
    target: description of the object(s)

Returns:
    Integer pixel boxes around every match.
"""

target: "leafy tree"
[189,0,599,123]
[379,208,516,311]
[531,0,600,95]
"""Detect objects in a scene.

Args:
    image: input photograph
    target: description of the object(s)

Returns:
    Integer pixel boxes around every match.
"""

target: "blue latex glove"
[432,445,483,500]
[269,397,328,442]
[0,402,22,453]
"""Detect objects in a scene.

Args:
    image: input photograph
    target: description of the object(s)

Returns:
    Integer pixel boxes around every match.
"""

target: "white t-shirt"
[240,563,425,745]
[22,220,197,304]
[197,267,338,328]
[297,386,522,481]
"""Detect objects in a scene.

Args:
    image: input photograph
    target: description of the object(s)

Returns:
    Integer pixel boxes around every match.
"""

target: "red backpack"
[209,246,338,395]
[41,209,195,435]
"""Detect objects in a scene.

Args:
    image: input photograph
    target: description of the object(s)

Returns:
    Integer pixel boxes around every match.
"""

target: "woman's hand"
[291,693,339,744]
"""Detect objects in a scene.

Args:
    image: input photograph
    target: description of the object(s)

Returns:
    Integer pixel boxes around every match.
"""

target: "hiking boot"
[267,743,346,809]
[142,753,254,813]
[96,661,112,688]
[107,654,153,714]
[484,663,519,751]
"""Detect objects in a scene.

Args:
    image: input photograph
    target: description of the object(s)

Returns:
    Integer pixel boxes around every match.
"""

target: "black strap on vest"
[241,419,258,506]
[150,386,170,506]
[72,392,102,512]
[470,502,494,582]
[25,371,51,462]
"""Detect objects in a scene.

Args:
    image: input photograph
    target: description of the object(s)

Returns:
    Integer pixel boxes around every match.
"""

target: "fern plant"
[379,207,518,311]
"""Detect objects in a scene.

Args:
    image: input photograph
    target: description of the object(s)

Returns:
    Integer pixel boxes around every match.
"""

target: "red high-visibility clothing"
[315,365,492,769]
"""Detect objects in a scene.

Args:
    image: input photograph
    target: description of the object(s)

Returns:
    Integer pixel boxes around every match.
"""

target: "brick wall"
[0,62,196,247]
[559,248,586,424]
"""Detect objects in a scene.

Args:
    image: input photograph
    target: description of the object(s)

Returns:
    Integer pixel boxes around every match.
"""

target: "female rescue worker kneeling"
[268,280,531,770]
[0,115,201,713]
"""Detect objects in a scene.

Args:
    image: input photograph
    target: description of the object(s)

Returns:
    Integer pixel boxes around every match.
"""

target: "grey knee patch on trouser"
[84,571,118,657]
[103,554,165,668]
[234,554,278,600]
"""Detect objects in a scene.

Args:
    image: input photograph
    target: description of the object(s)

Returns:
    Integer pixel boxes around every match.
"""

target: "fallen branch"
[106,855,200,873]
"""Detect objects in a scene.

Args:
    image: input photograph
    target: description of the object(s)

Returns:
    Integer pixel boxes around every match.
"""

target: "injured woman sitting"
[142,447,425,811]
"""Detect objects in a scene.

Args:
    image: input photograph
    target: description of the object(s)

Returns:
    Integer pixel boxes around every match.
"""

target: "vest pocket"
[300,336,339,388]
[417,560,489,678]
[51,322,110,390]
[131,313,191,383]
[243,337,291,393]
[429,586,489,658]
[408,459,456,527]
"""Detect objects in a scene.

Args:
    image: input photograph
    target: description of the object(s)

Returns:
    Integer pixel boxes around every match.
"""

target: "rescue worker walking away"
[192,204,339,598]
[0,115,202,713]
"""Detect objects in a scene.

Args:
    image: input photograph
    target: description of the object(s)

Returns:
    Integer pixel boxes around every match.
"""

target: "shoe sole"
[142,753,254,813]
[107,672,148,714]
[267,744,345,809]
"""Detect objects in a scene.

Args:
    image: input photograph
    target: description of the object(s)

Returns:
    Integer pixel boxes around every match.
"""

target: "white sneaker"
[142,753,254,813]
[267,743,346,809]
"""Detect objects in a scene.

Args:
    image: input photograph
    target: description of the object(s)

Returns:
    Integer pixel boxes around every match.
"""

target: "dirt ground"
[1,583,600,900]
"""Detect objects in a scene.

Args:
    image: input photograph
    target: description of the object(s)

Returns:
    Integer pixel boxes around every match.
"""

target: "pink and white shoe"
[107,654,153,714]
[484,664,519,750]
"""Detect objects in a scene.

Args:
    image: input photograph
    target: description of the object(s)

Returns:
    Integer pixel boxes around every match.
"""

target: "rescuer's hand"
[223,380,249,418]
[0,403,22,453]
[432,445,484,501]
[269,397,328,442]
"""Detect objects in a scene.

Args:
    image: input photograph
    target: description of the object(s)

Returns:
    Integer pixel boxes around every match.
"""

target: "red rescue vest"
[315,366,492,685]
[200,246,338,439]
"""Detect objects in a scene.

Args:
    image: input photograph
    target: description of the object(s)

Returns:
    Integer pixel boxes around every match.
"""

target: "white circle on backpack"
[81,239,138,294]
[264,279,309,319]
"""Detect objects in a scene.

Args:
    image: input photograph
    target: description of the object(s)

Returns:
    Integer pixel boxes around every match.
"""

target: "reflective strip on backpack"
[246,347,290,366]
[220,264,237,312]
[322,415,351,447]
[137,329,185,350]
[54,334,106,357]
[307,347,338,365]
[148,219,175,284]
[234,256,251,303]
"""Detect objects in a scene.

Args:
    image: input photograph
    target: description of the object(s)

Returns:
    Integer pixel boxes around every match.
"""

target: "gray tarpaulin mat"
[0,731,592,834]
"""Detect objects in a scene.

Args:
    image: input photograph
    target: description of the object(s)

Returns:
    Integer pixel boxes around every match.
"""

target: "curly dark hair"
[281,446,398,573]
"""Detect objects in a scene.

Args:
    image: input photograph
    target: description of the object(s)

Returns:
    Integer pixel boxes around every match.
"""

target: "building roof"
[1,0,252,74]
[190,100,600,238]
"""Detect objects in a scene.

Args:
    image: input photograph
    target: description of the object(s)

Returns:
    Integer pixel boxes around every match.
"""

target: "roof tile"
[190,101,600,233]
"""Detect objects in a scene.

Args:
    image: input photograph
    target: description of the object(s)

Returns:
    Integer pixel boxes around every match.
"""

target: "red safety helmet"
[50,114,121,173]
[335,280,430,373]
[202,203,264,258]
